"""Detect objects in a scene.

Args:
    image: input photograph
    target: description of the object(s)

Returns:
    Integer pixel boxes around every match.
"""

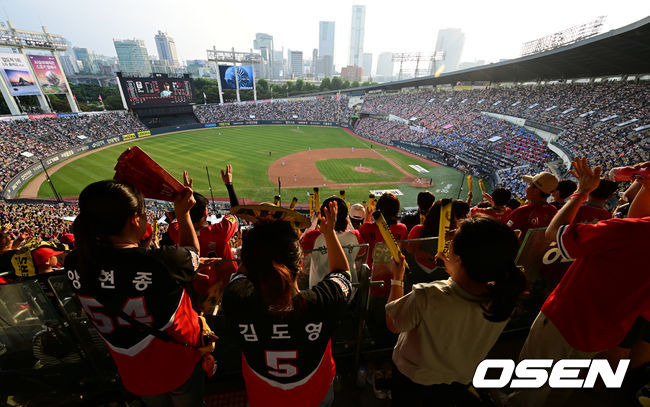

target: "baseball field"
[24,125,482,208]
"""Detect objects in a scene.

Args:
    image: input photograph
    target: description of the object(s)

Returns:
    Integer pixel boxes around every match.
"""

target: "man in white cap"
[505,171,558,239]
[348,203,366,230]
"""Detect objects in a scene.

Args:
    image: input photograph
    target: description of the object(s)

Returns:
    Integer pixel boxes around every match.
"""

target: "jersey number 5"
[78,296,153,334]
[265,350,298,378]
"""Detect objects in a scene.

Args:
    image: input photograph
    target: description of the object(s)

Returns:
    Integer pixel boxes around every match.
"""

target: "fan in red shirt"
[359,193,408,297]
[510,158,650,407]
[469,188,513,223]
[168,165,240,297]
[573,178,617,224]
[505,171,558,240]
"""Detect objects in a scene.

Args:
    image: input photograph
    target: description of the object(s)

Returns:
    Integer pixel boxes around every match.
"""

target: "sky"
[2,0,649,74]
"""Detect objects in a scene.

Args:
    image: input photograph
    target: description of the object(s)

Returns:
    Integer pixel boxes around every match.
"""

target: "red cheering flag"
[114,146,184,201]
[98,94,103,102]
[285,85,289,90]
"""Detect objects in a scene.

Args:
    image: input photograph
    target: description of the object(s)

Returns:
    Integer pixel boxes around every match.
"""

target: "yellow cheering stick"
[309,193,314,218]
[478,179,485,194]
[289,197,298,210]
[273,195,281,206]
[467,175,472,192]
[372,211,409,269]
[313,187,321,213]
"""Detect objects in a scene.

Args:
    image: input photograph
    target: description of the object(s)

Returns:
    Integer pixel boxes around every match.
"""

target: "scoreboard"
[117,73,195,109]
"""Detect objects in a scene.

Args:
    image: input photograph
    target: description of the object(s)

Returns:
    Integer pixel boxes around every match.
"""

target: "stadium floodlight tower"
[392,51,445,80]
[0,21,78,114]
[207,46,262,104]
[520,16,606,56]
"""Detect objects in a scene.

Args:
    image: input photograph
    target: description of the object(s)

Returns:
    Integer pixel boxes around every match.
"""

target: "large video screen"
[218,65,254,90]
[118,74,194,108]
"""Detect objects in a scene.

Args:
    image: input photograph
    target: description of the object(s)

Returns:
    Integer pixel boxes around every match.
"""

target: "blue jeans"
[140,362,205,407]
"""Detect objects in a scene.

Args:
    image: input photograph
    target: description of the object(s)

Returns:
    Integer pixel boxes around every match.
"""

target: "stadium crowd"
[0,112,146,191]
[0,80,649,406]
[194,95,355,124]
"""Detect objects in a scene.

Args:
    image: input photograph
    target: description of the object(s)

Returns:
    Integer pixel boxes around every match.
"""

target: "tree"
[351,80,360,88]
[295,79,304,91]
[104,95,123,110]
[330,76,343,90]
[48,95,71,112]
[319,77,331,91]
[342,80,350,89]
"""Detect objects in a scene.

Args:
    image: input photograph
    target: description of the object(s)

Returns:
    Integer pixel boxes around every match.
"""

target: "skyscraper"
[362,52,373,80]
[253,33,274,79]
[348,5,365,67]
[114,39,152,75]
[73,47,97,74]
[288,50,303,78]
[319,21,335,77]
[433,28,465,73]
[154,31,180,68]
[376,52,393,81]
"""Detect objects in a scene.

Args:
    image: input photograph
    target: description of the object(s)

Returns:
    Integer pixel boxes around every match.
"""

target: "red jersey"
[573,203,611,224]
[169,215,239,293]
[470,206,512,223]
[505,202,557,239]
[542,217,650,352]
[359,221,408,297]
[65,246,202,396]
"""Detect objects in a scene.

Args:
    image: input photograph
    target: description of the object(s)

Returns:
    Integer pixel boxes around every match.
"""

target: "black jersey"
[64,246,202,396]
[221,270,351,407]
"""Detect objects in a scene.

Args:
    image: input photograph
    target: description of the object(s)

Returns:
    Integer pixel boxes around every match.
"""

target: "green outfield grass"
[315,158,405,184]
[35,126,485,208]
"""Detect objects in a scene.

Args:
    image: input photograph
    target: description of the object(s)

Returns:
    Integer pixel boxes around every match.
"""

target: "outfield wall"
[2,121,348,199]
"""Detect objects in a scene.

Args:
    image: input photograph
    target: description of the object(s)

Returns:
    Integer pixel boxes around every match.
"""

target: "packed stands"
[194,95,355,123]
[0,112,146,191]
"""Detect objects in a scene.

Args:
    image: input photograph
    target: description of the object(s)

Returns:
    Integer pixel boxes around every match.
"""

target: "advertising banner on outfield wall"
[218,65,255,90]
[0,53,41,96]
[27,55,68,94]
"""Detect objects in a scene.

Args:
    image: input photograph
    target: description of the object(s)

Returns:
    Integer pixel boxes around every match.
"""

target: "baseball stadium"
[0,10,648,407]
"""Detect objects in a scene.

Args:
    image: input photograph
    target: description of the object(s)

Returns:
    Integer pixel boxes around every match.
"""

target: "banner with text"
[0,53,41,96]
[28,55,68,94]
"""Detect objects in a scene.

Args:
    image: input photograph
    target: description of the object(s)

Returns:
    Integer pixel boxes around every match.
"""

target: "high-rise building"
[362,52,372,80]
[114,39,152,75]
[288,50,303,78]
[59,40,79,76]
[433,28,465,73]
[253,33,274,79]
[348,5,366,67]
[319,21,335,77]
[154,31,180,68]
[376,52,393,81]
[341,65,363,82]
[73,47,97,74]
[273,50,284,78]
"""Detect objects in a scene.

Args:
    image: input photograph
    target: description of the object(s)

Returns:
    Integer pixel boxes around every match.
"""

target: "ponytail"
[483,264,526,322]
[73,180,145,281]
[241,221,302,315]
[452,215,526,323]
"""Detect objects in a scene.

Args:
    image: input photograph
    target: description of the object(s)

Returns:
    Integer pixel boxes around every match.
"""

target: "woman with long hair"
[65,175,207,406]
[221,201,350,407]
[385,215,526,406]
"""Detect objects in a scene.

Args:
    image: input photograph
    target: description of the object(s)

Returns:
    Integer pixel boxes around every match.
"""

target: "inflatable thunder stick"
[114,146,184,201]
[478,179,485,194]
[467,175,472,192]
[289,197,298,210]
[372,211,409,269]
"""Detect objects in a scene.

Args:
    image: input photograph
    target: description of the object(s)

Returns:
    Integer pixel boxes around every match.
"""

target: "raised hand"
[221,164,233,185]
[318,200,338,237]
[570,157,602,195]
[183,170,193,188]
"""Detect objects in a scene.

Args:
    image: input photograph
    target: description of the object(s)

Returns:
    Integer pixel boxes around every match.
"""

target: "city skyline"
[1,0,648,76]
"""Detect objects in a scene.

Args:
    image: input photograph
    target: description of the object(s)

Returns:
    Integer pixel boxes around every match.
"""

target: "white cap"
[349,203,365,220]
